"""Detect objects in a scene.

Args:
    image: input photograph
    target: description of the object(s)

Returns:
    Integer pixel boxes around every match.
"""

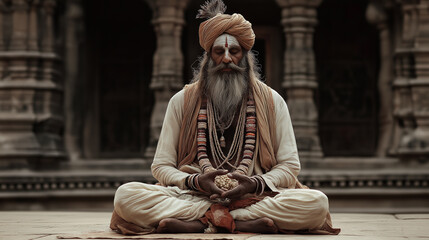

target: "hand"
[221,173,257,199]
[198,169,228,199]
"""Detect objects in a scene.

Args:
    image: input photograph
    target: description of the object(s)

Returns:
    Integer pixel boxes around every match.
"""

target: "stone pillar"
[393,0,429,160]
[0,0,9,75]
[0,0,65,169]
[27,0,38,51]
[9,0,27,51]
[144,0,189,159]
[366,1,395,157]
[64,0,83,161]
[276,0,323,162]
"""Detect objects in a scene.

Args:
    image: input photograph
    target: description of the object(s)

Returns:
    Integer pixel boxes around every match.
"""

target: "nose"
[222,52,232,64]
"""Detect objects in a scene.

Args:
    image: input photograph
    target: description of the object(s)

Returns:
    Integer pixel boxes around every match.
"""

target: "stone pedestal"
[0,0,65,169]
[276,0,323,161]
[144,0,189,159]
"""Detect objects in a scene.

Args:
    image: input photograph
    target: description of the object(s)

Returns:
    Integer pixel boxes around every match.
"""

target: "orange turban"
[199,13,255,52]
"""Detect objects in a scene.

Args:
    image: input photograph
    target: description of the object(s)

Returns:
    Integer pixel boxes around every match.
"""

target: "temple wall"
[0,0,428,212]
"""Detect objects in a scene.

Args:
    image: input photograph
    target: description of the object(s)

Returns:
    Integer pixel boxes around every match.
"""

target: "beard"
[204,57,248,125]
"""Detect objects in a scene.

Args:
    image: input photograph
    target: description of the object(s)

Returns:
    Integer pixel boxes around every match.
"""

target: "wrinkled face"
[210,33,243,70]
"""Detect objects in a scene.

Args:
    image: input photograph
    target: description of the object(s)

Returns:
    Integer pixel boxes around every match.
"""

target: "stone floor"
[1,211,429,240]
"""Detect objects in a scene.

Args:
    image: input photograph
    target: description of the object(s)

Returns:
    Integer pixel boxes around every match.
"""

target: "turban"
[199,13,255,52]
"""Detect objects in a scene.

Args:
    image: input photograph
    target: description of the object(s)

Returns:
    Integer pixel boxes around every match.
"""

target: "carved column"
[0,0,9,78]
[0,0,64,169]
[64,0,83,161]
[144,0,189,159]
[393,0,429,160]
[27,0,38,51]
[408,0,429,158]
[276,0,323,161]
[9,0,27,51]
[392,1,415,156]
[0,1,4,51]
[366,1,395,157]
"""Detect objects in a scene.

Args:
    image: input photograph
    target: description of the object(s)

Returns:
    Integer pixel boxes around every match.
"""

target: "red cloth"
[200,194,276,233]
[201,204,236,232]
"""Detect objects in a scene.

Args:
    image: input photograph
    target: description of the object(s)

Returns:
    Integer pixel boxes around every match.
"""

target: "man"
[110,0,339,235]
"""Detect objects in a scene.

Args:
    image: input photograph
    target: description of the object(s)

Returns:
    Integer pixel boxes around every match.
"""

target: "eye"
[229,48,240,54]
[214,49,224,55]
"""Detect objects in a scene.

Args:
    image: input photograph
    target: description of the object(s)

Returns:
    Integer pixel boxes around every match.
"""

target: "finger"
[208,169,228,178]
[221,186,242,199]
[228,173,249,182]
[209,183,225,196]
[209,194,220,200]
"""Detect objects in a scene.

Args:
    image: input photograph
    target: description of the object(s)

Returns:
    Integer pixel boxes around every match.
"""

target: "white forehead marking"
[213,33,240,48]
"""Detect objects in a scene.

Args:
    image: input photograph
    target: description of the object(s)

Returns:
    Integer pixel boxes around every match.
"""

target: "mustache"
[208,61,246,75]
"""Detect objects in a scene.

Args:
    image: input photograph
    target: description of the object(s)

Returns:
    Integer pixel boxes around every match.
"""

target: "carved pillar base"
[285,88,323,161]
[0,53,65,169]
[393,76,415,156]
[144,82,181,159]
[397,79,429,158]
[402,74,429,157]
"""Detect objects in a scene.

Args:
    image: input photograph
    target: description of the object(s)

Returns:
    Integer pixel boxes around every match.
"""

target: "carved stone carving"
[144,0,189,159]
[393,0,429,159]
[408,54,429,157]
[275,0,323,161]
[0,0,65,169]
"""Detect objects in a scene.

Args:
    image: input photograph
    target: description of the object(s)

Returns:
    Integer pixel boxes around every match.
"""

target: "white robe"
[114,88,329,232]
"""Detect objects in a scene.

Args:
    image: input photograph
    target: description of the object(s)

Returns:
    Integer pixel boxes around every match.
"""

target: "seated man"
[111,0,339,235]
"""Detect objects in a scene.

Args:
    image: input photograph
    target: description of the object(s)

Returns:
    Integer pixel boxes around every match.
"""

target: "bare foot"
[235,217,278,233]
[156,218,206,233]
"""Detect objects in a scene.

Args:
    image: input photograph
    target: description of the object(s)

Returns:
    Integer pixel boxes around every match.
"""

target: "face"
[210,34,243,71]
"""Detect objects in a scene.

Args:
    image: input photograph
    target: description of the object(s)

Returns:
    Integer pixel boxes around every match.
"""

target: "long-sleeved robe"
[113,88,331,233]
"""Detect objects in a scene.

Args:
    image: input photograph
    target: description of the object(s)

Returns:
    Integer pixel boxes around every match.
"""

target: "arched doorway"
[315,0,380,156]
[82,0,155,158]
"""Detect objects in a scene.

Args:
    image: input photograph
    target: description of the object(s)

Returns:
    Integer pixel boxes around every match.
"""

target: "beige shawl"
[177,76,277,173]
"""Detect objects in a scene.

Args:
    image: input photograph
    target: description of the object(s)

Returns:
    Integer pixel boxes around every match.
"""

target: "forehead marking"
[213,34,239,48]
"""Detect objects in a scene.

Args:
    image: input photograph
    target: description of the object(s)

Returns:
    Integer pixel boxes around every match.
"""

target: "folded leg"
[230,189,329,231]
[114,182,212,230]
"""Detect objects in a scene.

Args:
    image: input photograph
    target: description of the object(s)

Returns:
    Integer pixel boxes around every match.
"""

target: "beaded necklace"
[197,94,256,175]
[213,105,235,148]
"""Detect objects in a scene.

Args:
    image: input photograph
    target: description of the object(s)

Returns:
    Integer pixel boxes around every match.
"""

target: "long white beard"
[205,59,248,125]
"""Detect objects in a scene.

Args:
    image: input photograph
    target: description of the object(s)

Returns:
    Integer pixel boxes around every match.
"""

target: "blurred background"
[0,0,428,212]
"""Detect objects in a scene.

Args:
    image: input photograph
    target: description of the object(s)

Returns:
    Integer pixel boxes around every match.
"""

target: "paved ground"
[1,211,429,240]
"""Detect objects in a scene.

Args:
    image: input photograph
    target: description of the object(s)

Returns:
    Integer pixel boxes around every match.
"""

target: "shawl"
[177,77,277,173]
